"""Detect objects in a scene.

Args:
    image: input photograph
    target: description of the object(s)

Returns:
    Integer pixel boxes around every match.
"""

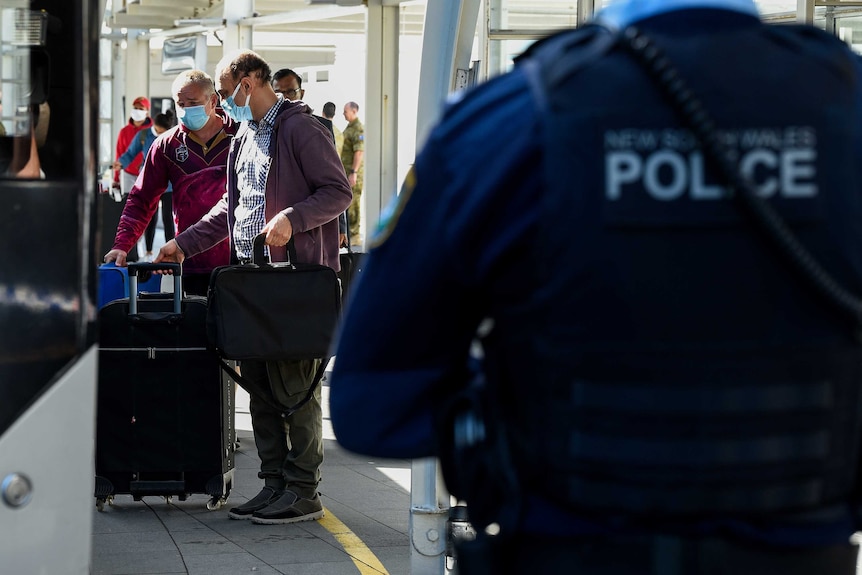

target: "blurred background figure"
[341,101,363,246]
[113,109,177,260]
[322,101,342,157]
[113,95,151,196]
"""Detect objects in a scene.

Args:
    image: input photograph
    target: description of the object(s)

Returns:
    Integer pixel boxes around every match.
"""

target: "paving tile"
[92,530,177,555]
[237,536,345,565]
[183,552,282,575]
[372,545,414,574]
[91,548,185,575]
[271,560,372,575]
[172,530,245,556]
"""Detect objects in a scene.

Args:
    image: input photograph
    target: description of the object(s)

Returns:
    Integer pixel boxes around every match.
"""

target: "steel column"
[363,0,400,252]
[797,0,815,23]
[223,0,254,55]
[415,0,482,150]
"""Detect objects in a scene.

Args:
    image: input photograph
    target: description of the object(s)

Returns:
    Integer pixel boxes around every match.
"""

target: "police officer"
[329,0,862,572]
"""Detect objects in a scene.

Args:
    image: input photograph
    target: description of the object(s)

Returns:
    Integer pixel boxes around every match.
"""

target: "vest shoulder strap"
[519,24,617,117]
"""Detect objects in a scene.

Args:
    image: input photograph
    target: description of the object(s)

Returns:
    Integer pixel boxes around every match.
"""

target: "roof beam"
[127,4,197,17]
[109,12,179,27]
[136,0,212,6]
[239,5,365,27]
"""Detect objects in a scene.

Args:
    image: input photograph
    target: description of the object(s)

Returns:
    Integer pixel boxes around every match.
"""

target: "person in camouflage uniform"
[341,101,364,245]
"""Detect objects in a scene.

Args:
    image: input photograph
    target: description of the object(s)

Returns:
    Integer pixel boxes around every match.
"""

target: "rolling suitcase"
[95,263,234,511]
[338,219,366,308]
[338,248,366,307]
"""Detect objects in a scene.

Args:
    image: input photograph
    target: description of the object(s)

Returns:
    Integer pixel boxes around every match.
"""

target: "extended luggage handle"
[252,233,300,267]
[128,262,182,316]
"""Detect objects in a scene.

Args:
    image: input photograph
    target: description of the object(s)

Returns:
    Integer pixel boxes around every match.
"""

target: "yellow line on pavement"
[319,508,391,575]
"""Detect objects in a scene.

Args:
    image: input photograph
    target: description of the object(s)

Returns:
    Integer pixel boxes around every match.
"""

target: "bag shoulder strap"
[219,358,328,419]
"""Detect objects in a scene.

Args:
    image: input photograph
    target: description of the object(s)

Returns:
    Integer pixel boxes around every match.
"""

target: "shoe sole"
[251,509,325,525]
[228,511,255,520]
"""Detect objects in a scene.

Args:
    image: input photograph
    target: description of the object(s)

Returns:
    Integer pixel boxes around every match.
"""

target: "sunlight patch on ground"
[376,466,411,492]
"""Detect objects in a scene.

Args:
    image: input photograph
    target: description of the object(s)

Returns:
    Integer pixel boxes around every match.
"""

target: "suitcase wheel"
[207,495,227,510]
[95,495,114,512]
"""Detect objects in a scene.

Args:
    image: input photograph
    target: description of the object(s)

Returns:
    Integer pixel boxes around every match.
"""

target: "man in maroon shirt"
[104,71,238,296]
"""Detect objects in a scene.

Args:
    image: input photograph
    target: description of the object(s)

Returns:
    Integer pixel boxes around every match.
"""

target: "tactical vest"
[501,14,862,519]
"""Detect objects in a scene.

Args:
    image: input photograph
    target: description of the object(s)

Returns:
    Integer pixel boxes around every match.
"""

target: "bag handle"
[252,233,299,266]
[621,26,862,333]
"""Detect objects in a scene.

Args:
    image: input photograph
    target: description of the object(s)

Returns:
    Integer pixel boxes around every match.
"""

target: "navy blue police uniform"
[330,0,862,572]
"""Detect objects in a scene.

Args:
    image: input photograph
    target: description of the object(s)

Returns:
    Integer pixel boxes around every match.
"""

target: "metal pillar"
[126,31,149,104]
[486,0,506,82]
[410,457,450,575]
[222,0,254,55]
[797,0,815,23]
[363,0,400,252]
[111,38,126,141]
[410,3,483,574]
[415,0,482,150]
[112,28,148,142]
[578,0,596,27]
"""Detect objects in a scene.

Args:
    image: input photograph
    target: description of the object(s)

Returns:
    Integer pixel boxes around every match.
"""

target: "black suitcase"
[99,190,138,263]
[338,247,366,308]
[95,264,234,510]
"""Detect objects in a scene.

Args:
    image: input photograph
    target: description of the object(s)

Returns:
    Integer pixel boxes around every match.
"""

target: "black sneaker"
[251,490,324,525]
[228,486,283,520]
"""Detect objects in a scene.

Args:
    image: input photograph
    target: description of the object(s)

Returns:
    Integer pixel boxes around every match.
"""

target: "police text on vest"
[604,127,818,201]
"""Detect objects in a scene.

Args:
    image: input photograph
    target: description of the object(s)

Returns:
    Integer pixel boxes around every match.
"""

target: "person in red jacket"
[113,96,152,196]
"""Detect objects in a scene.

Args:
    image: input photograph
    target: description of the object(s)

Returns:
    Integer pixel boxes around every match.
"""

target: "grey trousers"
[240,359,323,499]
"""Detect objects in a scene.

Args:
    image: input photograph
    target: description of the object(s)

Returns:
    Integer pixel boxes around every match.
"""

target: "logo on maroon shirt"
[175,144,189,163]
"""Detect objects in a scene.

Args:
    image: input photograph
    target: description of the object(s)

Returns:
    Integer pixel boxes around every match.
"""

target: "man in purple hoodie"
[155,50,351,524]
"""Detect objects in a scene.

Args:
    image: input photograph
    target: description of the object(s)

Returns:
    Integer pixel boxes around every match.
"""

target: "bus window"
[0,6,52,178]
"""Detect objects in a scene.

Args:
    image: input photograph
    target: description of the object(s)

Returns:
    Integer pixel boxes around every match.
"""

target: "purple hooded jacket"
[176,100,352,270]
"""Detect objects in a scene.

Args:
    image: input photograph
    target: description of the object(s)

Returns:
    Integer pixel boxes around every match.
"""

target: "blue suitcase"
[97,262,162,309]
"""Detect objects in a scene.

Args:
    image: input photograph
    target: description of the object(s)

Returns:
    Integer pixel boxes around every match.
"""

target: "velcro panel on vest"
[538,347,862,517]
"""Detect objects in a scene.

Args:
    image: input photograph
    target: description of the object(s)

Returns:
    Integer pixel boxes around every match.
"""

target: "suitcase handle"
[128,262,181,276]
[128,262,182,316]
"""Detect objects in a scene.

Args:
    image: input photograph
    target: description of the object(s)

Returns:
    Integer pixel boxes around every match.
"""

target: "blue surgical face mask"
[222,81,253,123]
[178,104,209,131]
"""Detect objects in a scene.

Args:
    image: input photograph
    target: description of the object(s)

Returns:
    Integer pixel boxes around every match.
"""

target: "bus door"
[0,1,99,572]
